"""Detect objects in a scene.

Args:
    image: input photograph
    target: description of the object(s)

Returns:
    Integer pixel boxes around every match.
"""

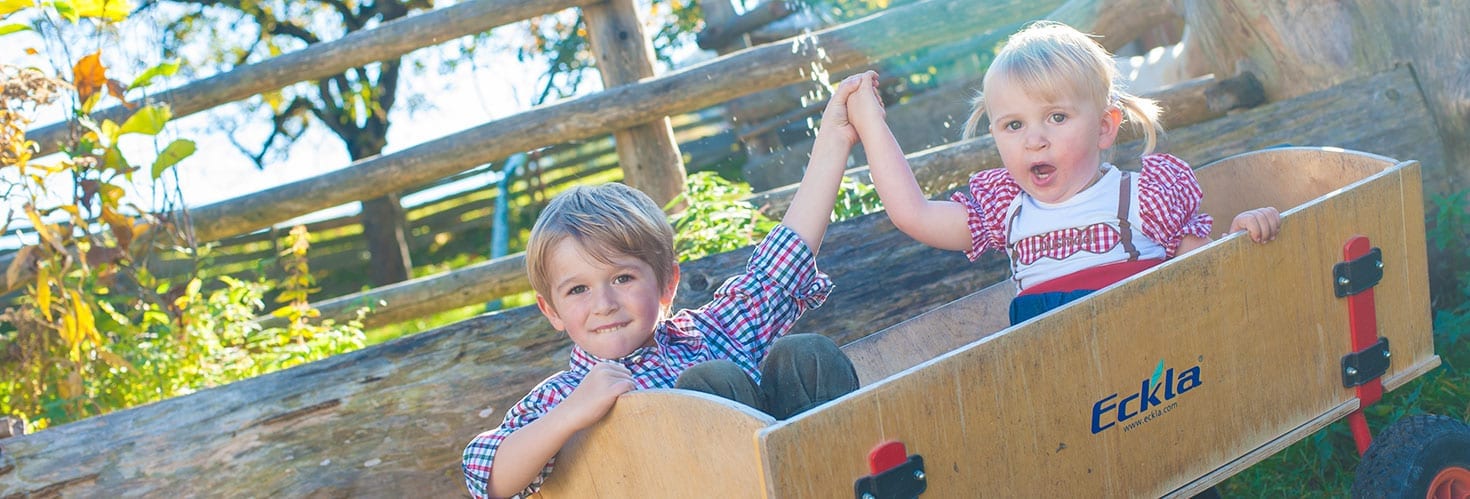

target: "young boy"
[461,75,870,498]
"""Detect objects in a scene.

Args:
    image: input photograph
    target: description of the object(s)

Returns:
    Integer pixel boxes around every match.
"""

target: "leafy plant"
[668,172,777,262]
[1,3,362,431]
[833,175,883,221]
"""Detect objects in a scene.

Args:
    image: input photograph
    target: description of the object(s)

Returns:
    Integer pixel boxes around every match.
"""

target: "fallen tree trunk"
[0,67,1443,497]
[1179,0,1468,195]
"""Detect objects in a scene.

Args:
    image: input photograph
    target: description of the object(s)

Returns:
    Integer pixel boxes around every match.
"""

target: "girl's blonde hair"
[525,183,677,305]
[962,21,1164,156]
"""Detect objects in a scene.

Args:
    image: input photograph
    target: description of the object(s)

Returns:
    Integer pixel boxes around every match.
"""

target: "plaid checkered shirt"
[461,224,831,498]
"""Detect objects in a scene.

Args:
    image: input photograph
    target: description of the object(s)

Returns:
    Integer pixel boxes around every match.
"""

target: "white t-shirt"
[1003,165,1165,290]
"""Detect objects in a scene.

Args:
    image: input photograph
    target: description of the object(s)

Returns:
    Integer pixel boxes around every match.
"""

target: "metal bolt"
[1376,261,1384,269]
[1383,349,1391,358]
[913,470,925,481]
[862,494,876,499]
[1346,367,1359,376]
[1337,276,1351,286]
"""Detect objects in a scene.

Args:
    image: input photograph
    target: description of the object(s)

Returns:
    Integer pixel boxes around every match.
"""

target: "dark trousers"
[675,334,859,420]
[1008,289,1096,326]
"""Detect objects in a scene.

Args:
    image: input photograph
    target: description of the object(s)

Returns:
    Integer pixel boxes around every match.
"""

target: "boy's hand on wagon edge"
[553,362,635,430]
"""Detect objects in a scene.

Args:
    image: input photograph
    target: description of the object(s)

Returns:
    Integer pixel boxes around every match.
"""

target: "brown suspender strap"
[1005,202,1025,288]
[1117,171,1140,261]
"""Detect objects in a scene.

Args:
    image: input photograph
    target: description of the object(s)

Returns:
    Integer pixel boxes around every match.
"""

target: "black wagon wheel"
[1352,414,1470,499]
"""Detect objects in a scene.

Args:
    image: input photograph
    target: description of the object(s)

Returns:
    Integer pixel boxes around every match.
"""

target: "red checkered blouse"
[951,153,1213,290]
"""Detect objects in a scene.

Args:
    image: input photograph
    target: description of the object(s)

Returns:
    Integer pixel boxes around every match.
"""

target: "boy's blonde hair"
[962,21,1164,156]
[526,183,677,304]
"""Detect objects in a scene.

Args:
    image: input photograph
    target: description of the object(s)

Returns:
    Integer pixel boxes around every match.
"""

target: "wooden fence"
[2,0,1071,334]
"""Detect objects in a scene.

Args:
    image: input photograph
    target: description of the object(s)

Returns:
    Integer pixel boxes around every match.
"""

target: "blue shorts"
[1009,289,1096,326]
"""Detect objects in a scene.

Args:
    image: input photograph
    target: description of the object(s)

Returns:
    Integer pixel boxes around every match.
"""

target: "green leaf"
[127,59,179,91]
[103,144,129,172]
[118,105,170,136]
[46,0,75,22]
[0,23,32,36]
[151,139,194,180]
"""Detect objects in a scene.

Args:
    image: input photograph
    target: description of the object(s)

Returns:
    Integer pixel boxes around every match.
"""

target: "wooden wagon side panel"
[758,156,1433,497]
[535,391,773,497]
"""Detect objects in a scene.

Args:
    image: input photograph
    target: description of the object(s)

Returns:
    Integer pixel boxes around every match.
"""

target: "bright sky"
[2,9,568,249]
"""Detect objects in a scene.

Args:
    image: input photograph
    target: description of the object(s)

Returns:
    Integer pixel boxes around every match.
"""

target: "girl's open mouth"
[1030,163,1056,183]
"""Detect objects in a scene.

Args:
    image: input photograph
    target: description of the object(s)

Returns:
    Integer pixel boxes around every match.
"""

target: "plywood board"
[535,390,773,497]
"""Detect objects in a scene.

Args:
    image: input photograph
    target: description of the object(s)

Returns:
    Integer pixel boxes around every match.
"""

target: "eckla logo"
[1090,359,1203,434]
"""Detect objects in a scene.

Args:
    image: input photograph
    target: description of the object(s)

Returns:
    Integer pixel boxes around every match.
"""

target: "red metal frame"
[1343,235,1384,456]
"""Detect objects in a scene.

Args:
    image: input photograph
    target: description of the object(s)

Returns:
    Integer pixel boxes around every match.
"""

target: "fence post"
[583,0,686,208]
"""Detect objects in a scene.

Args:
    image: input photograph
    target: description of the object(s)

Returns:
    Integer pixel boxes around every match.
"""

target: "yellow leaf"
[71,290,98,346]
[36,263,52,321]
[61,306,79,347]
[24,206,64,252]
[100,119,120,145]
[132,221,152,240]
[98,183,124,204]
[0,0,35,18]
[73,0,129,21]
[100,204,132,248]
[72,51,106,109]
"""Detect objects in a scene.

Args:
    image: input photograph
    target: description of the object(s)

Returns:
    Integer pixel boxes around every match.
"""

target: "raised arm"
[781,73,864,253]
[845,71,973,252]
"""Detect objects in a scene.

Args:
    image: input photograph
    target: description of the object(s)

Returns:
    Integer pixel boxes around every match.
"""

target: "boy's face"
[535,238,677,360]
[985,79,1120,204]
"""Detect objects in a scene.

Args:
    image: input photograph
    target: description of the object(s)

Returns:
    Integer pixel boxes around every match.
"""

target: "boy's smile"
[985,79,1120,204]
[536,238,677,360]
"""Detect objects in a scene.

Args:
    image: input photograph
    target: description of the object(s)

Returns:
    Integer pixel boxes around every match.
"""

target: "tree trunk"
[1179,0,1470,303]
[360,192,413,285]
[583,0,686,208]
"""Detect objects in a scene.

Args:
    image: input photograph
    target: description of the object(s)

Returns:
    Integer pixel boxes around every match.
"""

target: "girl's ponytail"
[961,91,988,139]
[1115,92,1164,156]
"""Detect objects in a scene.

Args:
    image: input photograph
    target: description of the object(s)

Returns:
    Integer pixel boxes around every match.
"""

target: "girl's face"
[985,79,1121,204]
[535,238,677,360]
